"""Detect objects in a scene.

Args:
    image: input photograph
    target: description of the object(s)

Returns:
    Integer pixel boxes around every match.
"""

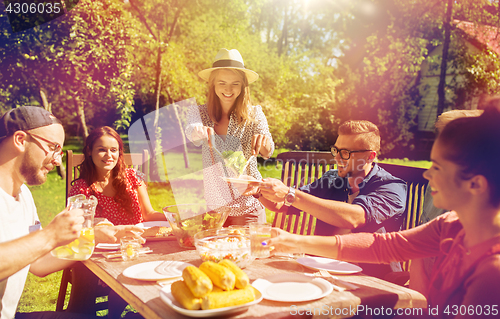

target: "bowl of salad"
[163,204,233,249]
[194,227,254,268]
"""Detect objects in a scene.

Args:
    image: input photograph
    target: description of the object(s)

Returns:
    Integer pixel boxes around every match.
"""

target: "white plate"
[96,243,120,250]
[296,256,363,274]
[160,285,263,317]
[220,177,263,185]
[252,273,333,302]
[135,221,170,229]
[122,261,190,281]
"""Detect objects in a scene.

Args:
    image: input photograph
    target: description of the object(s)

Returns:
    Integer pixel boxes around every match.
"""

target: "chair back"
[378,163,427,273]
[377,163,427,231]
[273,151,336,235]
[57,149,149,313]
[65,149,149,201]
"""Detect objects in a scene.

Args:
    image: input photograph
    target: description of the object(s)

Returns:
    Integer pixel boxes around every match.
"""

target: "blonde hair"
[338,120,380,153]
[435,109,483,133]
[207,69,254,125]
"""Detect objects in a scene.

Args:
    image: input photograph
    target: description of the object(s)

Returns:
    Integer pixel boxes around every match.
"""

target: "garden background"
[0,0,499,316]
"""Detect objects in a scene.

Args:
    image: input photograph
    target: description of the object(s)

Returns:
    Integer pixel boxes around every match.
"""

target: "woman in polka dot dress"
[186,48,274,226]
[69,126,165,225]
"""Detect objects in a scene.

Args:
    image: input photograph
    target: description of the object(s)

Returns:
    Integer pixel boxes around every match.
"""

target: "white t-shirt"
[0,184,39,319]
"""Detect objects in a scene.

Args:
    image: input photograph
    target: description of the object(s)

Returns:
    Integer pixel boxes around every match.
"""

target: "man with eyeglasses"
[0,107,143,319]
[250,120,407,278]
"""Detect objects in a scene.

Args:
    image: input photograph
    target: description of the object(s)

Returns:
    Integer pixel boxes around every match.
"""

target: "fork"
[209,135,224,158]
[318,269,359,290]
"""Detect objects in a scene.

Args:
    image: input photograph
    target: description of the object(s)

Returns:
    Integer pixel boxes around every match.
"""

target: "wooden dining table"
[84,239,427,319]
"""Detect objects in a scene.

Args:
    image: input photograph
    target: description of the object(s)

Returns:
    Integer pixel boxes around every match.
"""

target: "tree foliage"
[1,0,498,159]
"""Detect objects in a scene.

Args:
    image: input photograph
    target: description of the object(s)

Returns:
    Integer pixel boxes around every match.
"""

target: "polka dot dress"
[69,168,145,225]
[185,104,274,216]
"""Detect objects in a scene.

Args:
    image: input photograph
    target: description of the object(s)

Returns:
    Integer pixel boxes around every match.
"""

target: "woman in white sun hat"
[186,48,274,226]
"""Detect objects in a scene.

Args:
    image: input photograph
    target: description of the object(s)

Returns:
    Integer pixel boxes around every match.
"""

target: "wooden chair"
[377,163,427,275]
[377,163,428,232]
[56,149,149,313]
[272,151,336,235]
[271,152,428,273]
[65,150,150,201]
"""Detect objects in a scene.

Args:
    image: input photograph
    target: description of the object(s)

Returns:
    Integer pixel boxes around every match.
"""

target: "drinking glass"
[51,195,98,261]
[249,222,272,258]
[120,236,142,261]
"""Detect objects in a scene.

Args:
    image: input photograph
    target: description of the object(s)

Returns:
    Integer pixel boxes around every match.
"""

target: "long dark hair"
[78,126,134,217]
[437,106,500,206]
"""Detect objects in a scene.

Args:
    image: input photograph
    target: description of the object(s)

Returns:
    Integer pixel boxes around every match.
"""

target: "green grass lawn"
[18,151,429,314]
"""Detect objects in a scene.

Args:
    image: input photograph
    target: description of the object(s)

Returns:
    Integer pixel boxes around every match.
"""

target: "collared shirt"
[293,163,407,235]
[289,163,407,277]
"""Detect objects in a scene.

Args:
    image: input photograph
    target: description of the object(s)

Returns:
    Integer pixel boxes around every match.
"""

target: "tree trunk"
[40,89,51,113]
[277,3,288,57]
[172,103,190,168]
[75,96,89,139]
[149,45,163,182]
[436,0,453,119]
[40,88,66,180]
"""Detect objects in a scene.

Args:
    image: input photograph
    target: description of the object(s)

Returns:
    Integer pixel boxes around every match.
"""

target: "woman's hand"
[267,228,304,255]
[251,134,271,158]
[95,225,145,244]
[192,125,215,147]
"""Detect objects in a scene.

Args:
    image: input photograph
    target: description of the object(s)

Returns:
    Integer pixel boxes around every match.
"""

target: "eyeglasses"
[330,146,372,160]
[25,131,64,161]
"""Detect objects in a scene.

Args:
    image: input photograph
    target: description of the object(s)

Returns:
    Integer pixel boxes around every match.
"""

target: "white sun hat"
[198,48,259,84]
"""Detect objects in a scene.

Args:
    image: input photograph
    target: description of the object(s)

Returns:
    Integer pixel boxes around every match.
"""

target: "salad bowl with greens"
[220,150,247,176]
[163,204,235,249]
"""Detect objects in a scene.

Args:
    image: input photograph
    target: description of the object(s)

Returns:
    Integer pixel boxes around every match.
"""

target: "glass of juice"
[51,195,98,261]
[120,236,143,261]
[249,222,272,258]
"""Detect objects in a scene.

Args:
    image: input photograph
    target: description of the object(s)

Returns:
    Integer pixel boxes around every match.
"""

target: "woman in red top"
[69,126,165,225]
[269,106,500,318]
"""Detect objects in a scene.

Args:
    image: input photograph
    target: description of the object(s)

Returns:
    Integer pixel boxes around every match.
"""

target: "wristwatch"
[284,187,296,206]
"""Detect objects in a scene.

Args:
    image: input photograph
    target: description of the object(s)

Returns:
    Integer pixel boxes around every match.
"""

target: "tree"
[0,0,136,139]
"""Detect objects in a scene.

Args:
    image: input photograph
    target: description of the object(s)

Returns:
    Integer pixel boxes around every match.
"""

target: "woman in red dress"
[69,126,165,225]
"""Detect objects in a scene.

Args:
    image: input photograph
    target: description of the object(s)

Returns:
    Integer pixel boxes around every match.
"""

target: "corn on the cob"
[170,280,202,310]
[182,265,213,297]
[201,286,255,310]
[218,259,249,289]
[199,261,235,291]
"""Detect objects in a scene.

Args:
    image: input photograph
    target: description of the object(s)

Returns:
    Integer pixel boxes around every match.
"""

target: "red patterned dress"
[69,168,145,225]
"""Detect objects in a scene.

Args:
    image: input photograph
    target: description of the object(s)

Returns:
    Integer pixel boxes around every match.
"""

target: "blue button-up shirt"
[289,163,407,277]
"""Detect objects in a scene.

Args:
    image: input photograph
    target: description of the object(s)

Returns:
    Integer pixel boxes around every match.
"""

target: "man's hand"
[234,174,260,196]
[256,178,289,203]
[95,225,145,244]
[267,228,303,255]
[43,207,84,248]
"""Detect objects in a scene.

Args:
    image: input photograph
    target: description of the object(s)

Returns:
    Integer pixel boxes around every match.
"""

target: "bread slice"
[143,226,173,238]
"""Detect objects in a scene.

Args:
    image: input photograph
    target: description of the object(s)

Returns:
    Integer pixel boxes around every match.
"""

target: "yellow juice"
[51,228,95,260]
